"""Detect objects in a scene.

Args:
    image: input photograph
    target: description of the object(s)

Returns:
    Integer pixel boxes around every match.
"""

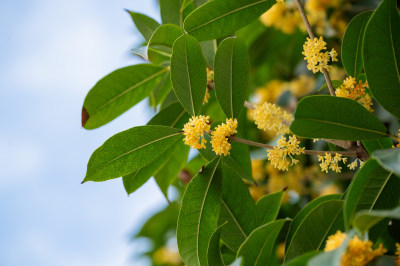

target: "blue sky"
[0,0,167,265]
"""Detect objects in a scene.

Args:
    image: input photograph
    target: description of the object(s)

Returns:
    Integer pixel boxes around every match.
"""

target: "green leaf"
[308,231,356,266]
[149,69,172,107]
[256,191,284,225]
[207,221,227,266]
[155,142,190,199]
[201,40,217,69]
[364,0,400,118]
[83,125,182,182]
[290,95,388,140]
[147,101,190,129]
[373,148,400,177]
[160,0,194,27]
[183,0,275,41]
[285,200,344,262]
[126,11,160,42]
[82,64,167,129]
[362,138,394,154]
[177,157,223,266]
[341,11,372,78]
[199,132,254,182]
[284,251,320,266]
[353,206,400,233]
[122,143,176,195]
[238,219,290,266]
[344,159,393,227]
[171,34,207,116]
[148,24,184,65]
[194,0,208,8]
[218,163,257,252]
[214,37,249,118]
[285,194,342,251]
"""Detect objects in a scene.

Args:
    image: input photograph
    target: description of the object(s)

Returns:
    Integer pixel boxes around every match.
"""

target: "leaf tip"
[82,107,89,127]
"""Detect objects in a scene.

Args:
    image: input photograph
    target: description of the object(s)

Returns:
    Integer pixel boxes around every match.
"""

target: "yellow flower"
[182,116,211,149]
[260,2,303,34]
[395,243,400,266]
[325,231,387,266]
[249,185,266,202]
[324,230,347,251]
[318,152,347,173]
[289,75,316,97]
[210,118,238,156]
[302,36,337,73]
[335,76,373,112]
[252,159,265,182]
[253,102,293,136]
[203,90,210,104]
[347,160,358,170]
[267,136,305,171]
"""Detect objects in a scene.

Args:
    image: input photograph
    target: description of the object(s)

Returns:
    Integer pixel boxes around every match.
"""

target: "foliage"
[82,0,400,265]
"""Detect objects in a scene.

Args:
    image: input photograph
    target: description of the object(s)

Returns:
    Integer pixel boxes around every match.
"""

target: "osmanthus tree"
[81,0,400,265]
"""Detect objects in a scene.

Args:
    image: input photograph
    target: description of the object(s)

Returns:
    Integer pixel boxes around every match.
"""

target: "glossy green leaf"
[256,191,284,225]
[214,37,249,118]
[362,138,394,154]
[149,69,172,107]
[285,251,320,266]
[131,46,148,61]
[171,34,207,116]
[373,148,400,177]
[290,96,388,140]
[160,0,194,26]
[122,143,176,195]
[126,11,160,42]
[199,132,254,182]
[201,40,217,69]
[308,231,356,266]
[83,125,182,182]
[177,157,222,266]
[82,65,168,129]
[147,102,190,129]
[364,0,400,118]
[207,221,227,266]
[344,159,393,226]
[194,0,208,8]
[238,219,290,266]
[353,206,400,233]
[285,200,344,262]
[155,142,190,199]
[184,0,275,41]
[285,194,341,251]
[148,24,184,65]
[341,11,372,78]
[218,163,257,252]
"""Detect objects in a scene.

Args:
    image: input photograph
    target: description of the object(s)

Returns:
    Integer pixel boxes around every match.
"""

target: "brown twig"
[294,0,335,96]
[231,136,358,157]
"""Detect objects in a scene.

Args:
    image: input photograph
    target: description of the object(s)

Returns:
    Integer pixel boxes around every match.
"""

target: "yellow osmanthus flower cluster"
[267,136,305,171]
[182,116,210,149]
[260,2,303,34]
[324,231,387,266]
[396,243,400,266]
[253,102,293,136]
[318,152,347,173]
[302,36,338,73]
[335,76,373,112]
[210,118,238,156]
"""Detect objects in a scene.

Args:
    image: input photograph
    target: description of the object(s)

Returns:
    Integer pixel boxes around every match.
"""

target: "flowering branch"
[230,136,358,157]
[294,0,335,96]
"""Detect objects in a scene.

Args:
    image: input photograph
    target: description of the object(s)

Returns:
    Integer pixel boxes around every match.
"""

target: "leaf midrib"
[196,157,221,265]
[89,132,181,177]
[221,200,247,239]
[186,0,267,33]
[92,68,168,114]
